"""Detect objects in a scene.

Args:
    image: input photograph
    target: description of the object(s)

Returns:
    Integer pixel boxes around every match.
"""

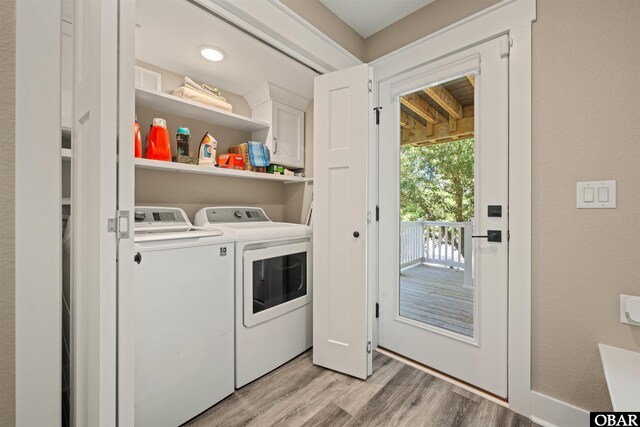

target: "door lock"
[472,230,502,242]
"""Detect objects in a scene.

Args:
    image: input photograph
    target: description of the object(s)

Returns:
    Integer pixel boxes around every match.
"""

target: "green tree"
[400,138,474,222]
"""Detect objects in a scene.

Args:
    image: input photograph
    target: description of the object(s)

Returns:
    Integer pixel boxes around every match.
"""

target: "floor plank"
[400,263,474,337]
[185,351,536,427]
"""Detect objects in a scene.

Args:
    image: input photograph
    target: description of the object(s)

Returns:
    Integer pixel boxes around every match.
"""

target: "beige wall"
[353,0,640,412]
[279,0,366,62]
[0,1,16,426]
[531,0,640,411]
[364,0,500,61]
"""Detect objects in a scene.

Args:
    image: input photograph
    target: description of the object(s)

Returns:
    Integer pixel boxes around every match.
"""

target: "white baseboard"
[530,391,590,427]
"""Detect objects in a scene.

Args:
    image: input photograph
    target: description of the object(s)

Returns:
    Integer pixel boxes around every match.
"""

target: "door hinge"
[375,302,379,318]
[373,107,382,125]
[376,205,380,221]
[368,79,372,93]
[367,341,372,354]
[108,210,130,239]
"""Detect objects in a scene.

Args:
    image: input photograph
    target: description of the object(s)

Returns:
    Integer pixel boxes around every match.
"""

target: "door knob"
[134,252,142,264]
[353,231,360,238]
[472,230,502,242]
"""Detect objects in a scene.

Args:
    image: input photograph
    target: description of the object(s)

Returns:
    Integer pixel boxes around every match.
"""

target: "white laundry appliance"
[194,207,312,388]
[133,206,234,427]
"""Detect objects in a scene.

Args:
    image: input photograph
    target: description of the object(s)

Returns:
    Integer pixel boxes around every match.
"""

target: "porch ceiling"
[400,75,475,147]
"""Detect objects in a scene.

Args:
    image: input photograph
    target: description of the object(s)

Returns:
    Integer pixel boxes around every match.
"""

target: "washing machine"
[194,206,312,388]
[133,206,234,427]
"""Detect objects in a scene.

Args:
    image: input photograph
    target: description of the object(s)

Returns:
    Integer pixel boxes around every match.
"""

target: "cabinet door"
[272,101,304,168]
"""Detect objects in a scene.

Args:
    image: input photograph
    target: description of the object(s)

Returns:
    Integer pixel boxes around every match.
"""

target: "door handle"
[273,136,278,154]
[353,231,360,238]
[472,230,502,242]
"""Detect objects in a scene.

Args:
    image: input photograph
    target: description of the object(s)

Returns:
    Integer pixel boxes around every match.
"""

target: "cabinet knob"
[353,231,360,238]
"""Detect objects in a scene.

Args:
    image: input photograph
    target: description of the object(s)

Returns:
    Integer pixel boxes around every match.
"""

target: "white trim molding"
[370,0,536,418]
[192,0,363,74]
[531,391,590,427]
[15,0,62,425]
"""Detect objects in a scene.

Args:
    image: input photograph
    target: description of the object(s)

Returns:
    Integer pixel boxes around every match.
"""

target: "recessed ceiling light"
[200,46,226,62]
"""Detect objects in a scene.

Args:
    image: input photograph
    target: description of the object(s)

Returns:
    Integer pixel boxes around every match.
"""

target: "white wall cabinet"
[246,82,310,169]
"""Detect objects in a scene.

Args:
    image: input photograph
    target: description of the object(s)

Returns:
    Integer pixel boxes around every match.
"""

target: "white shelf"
[599,343,640,411]
[135,87,270,132]
[135,158,306,183]
[283,177,313,185]
[61,148,72,161]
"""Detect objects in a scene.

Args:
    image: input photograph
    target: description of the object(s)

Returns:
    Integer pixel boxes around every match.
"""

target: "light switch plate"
[577,180,616,208]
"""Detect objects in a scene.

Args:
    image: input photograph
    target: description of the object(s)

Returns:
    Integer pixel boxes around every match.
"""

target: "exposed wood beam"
[402,105,474,146]
[400,94,442,124]
[467,74,475,87]
[400,111,421,129]
[424,85,463,119]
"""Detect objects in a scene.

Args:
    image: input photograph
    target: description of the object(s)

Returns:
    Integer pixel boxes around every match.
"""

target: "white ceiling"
[135,0,317,99]
[319,0,435,38]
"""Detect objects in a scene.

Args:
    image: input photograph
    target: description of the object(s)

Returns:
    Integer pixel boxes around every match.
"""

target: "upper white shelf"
[135,88,270,132]
[135,158,305,183]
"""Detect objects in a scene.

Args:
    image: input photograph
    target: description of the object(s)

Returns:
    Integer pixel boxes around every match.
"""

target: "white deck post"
[420,220,426,263]
[463,221,473,288]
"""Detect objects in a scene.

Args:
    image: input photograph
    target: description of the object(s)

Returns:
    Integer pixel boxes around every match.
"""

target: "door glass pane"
[252,252,307,314]
[398,75,476,338]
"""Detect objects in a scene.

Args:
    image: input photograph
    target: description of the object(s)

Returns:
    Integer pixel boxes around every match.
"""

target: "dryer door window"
[243,241,312,327]
[252,252,307,314]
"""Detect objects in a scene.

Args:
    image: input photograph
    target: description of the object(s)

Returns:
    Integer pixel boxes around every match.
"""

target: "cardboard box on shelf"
[217,154,244,170]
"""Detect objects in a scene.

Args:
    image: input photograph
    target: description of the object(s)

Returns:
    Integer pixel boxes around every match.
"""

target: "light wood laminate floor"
[400,263,474,337]
[185,351,534,427]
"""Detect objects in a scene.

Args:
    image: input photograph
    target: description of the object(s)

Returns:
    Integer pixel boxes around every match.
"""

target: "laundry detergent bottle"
[146,118,171,161]
[134,117,142,158]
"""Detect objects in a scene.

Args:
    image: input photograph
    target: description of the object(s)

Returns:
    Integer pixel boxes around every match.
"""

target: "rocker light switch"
[577,181,616,208]
[584,188,594,203]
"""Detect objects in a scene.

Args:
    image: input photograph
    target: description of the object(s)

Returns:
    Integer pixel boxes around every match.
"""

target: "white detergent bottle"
[198,132,218,165]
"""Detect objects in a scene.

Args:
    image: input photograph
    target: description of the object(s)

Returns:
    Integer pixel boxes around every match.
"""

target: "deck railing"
[400,220,474,287]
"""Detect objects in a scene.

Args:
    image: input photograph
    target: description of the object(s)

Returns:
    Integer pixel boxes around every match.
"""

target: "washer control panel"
[205,207,270,224]
[134,207,191,232]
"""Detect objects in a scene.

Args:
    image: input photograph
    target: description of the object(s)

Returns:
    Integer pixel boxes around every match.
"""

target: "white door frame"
[15,0,62,424]
[370,0,535,416]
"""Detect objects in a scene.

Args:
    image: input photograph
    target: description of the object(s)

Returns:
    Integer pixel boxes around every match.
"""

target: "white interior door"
[72,0,119,424]
[313,64,372,379]
[378,36,509,397]
[117,0,136,424]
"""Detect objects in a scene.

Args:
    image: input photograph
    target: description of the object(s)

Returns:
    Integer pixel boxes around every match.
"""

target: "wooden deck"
[400,263,474,337]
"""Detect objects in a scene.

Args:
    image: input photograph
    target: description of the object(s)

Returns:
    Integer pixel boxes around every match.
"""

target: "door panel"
[313,64,371,379]
[72,0,119,425]
[117,0,136,424]
[378,37,509,397]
